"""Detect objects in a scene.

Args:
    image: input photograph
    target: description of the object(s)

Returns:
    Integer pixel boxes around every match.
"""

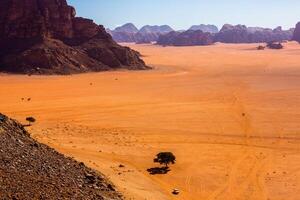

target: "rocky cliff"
[292,22,300,43]
[0,113,123,199]
[0,0,148,74]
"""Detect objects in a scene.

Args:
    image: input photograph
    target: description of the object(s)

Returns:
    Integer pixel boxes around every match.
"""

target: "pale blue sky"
[67,0,300,30]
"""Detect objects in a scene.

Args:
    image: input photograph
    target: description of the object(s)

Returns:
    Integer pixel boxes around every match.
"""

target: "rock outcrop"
[188,24,219,33]
[292,22,300,43]
[0,113,123,199]
[157,30,214,46]
[215,24,293,43]
[0,0,148,74]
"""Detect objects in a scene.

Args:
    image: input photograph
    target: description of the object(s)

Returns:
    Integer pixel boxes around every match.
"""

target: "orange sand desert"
[1,42,300,200]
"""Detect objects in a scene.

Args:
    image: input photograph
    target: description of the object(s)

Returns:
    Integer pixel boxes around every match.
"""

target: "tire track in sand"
[207,82,270,200]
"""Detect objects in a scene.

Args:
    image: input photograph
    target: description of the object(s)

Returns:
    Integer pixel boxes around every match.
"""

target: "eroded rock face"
[0,0,76,40]
[292,22,300,43]
[157,30,214,46]
[0,0,148,74]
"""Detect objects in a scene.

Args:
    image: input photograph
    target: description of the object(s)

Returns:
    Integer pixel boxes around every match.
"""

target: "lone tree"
[154,152,176,168]
[26,117,36,126]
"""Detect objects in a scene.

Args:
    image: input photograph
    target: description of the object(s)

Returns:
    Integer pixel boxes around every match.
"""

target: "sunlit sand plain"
[1,42,300,200]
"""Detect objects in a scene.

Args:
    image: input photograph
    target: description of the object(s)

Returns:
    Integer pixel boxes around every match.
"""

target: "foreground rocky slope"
[0,0,148,74]
[0,113,122,200]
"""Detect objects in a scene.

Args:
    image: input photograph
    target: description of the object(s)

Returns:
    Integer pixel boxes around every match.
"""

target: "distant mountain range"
[108,23,296,46]
[214,24,294,43]
[108,23,174,43]
[157,24,294,46]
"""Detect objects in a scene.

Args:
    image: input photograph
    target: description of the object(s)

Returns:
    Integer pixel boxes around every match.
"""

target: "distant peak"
[114,23,139,33]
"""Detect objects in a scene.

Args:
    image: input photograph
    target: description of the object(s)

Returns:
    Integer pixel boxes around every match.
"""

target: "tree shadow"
[147,167,170,175]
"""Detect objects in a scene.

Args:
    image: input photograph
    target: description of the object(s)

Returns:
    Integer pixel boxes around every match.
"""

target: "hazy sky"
[67,0,300,30]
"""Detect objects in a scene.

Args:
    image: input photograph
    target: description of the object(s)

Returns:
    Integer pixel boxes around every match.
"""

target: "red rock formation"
[0,0,148,74]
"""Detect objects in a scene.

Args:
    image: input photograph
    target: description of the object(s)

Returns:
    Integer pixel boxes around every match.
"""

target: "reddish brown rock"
[0,0,148,74]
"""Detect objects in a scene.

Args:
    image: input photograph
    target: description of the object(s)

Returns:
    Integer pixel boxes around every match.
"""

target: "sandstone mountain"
[114,23,139,34]
[188,24,219,33]
[138,25,174,35]
[157,30,214,46]
[0,113,123,199]
[0,0,148,74]
[215,24,293,43]
[110,23,174,43]
[292,22,300,43]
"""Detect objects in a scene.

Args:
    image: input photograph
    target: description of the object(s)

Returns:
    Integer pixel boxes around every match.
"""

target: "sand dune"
[1,42,300,200]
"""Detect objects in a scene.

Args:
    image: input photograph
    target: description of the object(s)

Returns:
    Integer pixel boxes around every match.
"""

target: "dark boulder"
[267,42,283,49]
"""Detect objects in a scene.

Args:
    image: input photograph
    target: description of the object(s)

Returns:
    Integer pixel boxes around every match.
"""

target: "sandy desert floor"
[1,42,300,200]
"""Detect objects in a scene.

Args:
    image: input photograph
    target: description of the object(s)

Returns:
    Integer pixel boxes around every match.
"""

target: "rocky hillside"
[157,30,214,46]
[0,113,123,199]
[0,0,148,74]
